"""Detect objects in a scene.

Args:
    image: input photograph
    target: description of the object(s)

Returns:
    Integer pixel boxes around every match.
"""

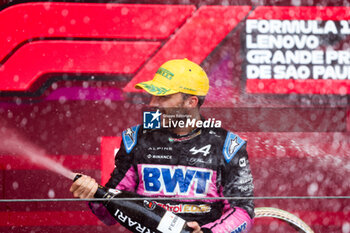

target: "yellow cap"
[135,59,209,96]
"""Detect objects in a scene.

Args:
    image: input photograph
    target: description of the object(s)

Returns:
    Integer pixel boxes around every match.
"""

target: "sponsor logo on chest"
[141,165,213,196]
[154,202,211,213]
[144,147,173,160]
[147,146,173,151]
[146,154,173,160]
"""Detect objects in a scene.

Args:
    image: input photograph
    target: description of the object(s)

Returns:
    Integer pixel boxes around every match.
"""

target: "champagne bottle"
[74,175,193,233]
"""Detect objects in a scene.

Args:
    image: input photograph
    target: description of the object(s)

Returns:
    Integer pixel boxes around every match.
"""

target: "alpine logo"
[190,144,211,156]
[141,165,213,196]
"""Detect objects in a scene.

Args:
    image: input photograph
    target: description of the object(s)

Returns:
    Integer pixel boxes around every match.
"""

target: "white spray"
[0,125,75,180]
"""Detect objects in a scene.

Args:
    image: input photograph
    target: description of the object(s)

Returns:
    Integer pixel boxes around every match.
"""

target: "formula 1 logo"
[1,3,349,95]
[0,2,251,93]
[141,165,213,196]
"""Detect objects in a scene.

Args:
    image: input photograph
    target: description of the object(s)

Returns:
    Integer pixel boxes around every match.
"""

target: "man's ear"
[185,96,199,108]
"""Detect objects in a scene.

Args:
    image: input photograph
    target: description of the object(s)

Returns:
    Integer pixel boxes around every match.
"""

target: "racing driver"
[70,58,255,233]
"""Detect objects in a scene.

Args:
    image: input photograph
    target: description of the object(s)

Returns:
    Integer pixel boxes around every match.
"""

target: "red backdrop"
[0,1,349,233]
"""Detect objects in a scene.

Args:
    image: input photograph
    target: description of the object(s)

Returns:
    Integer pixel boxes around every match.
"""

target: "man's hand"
[69,174,98,199]
[187,221,203,233]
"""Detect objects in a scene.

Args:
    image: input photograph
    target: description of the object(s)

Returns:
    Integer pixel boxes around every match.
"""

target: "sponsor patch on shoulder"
[122,125,140,153]
[223,132,245,163]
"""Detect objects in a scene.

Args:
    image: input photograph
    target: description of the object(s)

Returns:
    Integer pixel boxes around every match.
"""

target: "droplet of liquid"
[12,181,19,190]
[48,189,55,198]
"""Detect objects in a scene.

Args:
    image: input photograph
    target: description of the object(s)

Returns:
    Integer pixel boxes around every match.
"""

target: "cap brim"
[135,80,178,96]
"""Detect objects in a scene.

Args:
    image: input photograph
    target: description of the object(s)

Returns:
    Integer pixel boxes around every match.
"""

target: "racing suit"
[90,125,254,233]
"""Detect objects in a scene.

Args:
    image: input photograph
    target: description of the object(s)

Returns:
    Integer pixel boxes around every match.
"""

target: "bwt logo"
[231,222,247,233]
[143,110,161,129]
[141,165,213,196]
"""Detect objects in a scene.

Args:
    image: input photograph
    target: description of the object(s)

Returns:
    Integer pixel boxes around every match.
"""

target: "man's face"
[149,93,191,126]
